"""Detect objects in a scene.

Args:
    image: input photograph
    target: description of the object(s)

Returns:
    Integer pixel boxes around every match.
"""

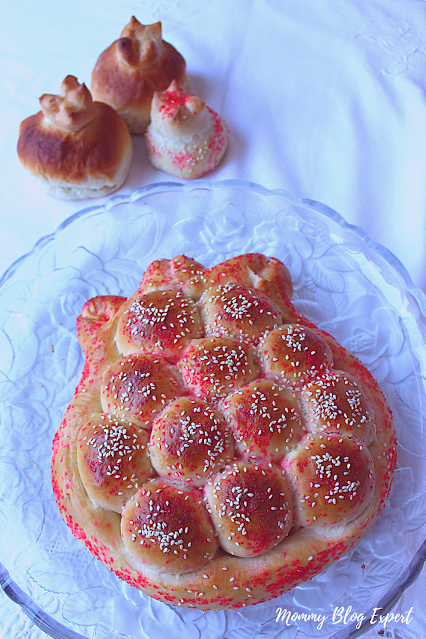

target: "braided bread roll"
[52,253,396,610]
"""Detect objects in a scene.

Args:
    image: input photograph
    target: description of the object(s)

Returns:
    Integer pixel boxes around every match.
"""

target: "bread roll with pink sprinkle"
[145,81,229,178]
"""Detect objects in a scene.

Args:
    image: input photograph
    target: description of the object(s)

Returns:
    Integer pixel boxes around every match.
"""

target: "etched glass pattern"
[0,181,425,639]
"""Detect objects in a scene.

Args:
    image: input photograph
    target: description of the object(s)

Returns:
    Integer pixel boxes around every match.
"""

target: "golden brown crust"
[116,290,204,361]
[121,479,219,573]
[186,253,294,307]
[138,255,207,295]
[77,414,154,513]
[101,353,184,427]
[300,370,376,445]
[17,76,132,199]
[177,337,259,400]
[52,252,396,610]
[204,461,294,557]
[200,283,283,344]
[283,433,375,527]
[260,324,334,385]
[149,396,234,485]
[39,75,97,132]
[220,379,305,461]
[91,18,188,133]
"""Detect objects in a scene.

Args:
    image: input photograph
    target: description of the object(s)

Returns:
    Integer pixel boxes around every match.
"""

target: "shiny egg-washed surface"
[52,252,396,610]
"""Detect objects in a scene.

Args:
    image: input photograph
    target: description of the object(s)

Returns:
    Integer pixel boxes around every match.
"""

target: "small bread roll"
[146,81,229,179]
[91,18,188,134]
[200,282,283,345]
[282,433,375,528]
[220,379,305,461]
[149,396,234,485]
[204,461,293,557]
[138,255,207,295]
[116,289,204,362]
[77,414,154,513]
[121,478,218,572]
[300,370,376,446]
[177,337,259,400]
[17,75,132,199]
[101,353,184,428]
[259,324,333,386]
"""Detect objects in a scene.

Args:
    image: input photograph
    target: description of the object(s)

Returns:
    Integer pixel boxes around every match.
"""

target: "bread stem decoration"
[146,81,230,178]
[91,17,188,134]
[17,75,132,199]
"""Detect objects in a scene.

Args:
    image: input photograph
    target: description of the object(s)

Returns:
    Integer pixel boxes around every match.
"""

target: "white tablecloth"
[1,1,426,637]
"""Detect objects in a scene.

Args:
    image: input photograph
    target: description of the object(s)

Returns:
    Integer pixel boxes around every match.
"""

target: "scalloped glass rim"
[0,179,425,639]
[1,179,425,307]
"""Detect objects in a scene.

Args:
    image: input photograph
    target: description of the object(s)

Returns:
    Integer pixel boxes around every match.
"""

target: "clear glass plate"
[1,180,426,639]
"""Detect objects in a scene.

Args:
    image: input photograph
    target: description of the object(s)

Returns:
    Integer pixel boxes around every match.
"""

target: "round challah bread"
[52,253,396,610]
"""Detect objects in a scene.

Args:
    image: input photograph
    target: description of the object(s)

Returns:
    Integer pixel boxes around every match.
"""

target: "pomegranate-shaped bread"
[91,18,188,133]
[52,252,396,610]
